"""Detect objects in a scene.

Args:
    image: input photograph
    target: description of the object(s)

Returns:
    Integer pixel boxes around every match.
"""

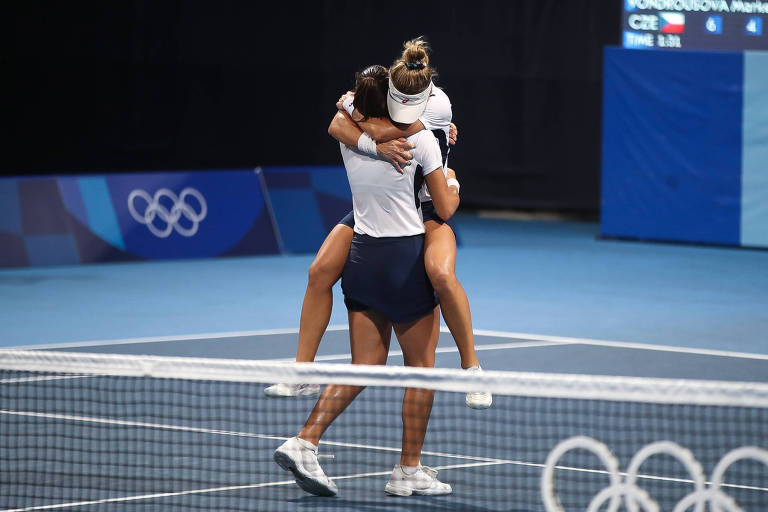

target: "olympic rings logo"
[127,188,208,238]
[542,436,768,512]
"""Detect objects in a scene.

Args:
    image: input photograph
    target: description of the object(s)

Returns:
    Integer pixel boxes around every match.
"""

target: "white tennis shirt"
[339,129,443,238]
[416,86,452,203]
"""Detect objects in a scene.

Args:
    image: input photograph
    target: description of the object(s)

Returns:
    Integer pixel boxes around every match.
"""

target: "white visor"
[387,78,432,124]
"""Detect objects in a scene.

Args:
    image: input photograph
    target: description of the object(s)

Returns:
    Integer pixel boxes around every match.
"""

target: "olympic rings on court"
[541,436,767,512]
[127,188,208,238]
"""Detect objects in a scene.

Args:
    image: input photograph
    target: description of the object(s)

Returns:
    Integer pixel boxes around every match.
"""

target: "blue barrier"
[261,166,352,254]
[601,47,768,248]
[0,170,281,267]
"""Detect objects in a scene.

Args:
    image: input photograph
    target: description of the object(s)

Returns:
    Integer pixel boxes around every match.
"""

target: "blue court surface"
[1,214,767,511]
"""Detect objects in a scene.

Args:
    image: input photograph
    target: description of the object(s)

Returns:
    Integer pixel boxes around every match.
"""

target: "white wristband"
[446,178,460,194]
[357,133,378,156]
[342,95,355,116]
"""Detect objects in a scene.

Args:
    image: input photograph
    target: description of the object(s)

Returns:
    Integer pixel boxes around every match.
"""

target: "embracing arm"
[357,117,424,143]
[328,111,414,173]
[328,110,364,147]
[424,167,460,221]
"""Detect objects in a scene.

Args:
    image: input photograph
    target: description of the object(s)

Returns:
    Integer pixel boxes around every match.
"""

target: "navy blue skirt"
[338,210,355,229]
[419,200,457,230]
[341,233,438,323]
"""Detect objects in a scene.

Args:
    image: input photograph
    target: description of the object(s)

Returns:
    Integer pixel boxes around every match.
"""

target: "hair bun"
[390,37,435,95]
[401,38,429,67]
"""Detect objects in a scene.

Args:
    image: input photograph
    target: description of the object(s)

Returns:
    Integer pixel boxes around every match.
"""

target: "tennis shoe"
[464,365,492,409]
[264,383,321,397]
[384,464,452,496]
[274,437,338,497]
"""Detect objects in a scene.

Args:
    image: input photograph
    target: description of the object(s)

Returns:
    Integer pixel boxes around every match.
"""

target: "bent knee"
[308,259,341,288]
[427,266,457,294]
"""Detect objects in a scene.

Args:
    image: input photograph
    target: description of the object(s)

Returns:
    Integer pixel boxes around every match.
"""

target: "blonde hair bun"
[402,38,429,68]
[390,37,435,95]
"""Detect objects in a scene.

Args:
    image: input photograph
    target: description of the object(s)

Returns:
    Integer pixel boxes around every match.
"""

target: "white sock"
[296,437,318,452]
[401,464,420,475]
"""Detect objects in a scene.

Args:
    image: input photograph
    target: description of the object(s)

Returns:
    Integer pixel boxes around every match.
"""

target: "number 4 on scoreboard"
[745,17,763,36]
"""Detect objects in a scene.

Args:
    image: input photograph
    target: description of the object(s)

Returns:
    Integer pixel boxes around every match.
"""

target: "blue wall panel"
[0,181,23,236]
[24,234,79,266]
[262,166,352,254]
[741,51,768,248]
[78,177,125,250]
[0,170,283,267]
[602,47,744,246]
[107,170,270,260]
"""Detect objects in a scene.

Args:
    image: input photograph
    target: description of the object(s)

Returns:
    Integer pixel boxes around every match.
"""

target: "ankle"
[296,436,318,451]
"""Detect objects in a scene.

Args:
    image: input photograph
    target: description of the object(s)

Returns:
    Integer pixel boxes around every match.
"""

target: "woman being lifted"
[265,38,491,410]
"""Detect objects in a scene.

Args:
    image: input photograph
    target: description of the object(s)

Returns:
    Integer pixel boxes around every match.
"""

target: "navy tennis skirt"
[419,200,457,230]
[338,210,355,228]
[341,233,438,323]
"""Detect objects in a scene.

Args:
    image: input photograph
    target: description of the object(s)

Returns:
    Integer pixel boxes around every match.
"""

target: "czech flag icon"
[660,12,685,34]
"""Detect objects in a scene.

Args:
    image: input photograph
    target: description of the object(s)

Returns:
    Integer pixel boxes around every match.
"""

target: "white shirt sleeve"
[418,87,452,131]
[412,131,443,177]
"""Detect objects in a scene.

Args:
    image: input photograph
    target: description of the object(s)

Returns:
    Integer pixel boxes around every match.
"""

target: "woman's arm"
[328,111,364,147]
[357,117,424,143]
[424,167,460,221]
[328,111,414,173]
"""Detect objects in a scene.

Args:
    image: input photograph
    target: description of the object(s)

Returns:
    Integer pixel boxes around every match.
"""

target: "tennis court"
[2,215,767,511]
[4,1,768,509]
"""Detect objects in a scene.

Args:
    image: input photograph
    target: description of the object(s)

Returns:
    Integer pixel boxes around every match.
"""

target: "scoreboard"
[622,0,768,50]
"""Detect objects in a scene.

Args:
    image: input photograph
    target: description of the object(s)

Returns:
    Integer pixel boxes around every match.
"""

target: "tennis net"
[1,349,766,511]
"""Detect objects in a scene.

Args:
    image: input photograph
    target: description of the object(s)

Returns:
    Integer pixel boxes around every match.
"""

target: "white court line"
[0,479,298,512]
[469,328,768,361]
[5,325,766,361]
[0,409,504,464]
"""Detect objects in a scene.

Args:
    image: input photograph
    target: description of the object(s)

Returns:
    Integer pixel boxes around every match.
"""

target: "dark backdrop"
[4,1,620,212]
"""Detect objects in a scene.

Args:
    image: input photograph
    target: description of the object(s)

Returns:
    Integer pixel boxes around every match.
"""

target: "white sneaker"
[264,383,321,398]
[384,464,452,496]
[274,437,338,497]
[464,365,492,410]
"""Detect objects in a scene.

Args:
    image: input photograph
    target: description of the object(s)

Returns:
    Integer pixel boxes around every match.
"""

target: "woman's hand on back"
[377,138,414,174]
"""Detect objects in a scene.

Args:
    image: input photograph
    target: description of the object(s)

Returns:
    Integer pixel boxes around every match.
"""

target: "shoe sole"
[274,450,337,497]
[264,387,321,398]
[385,483,451,496]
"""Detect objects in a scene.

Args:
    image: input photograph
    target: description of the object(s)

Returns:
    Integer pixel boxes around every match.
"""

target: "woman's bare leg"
[392,307,440,467]
[298,309,391,445]
[296,224,354,362]
[423,221,478,369]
